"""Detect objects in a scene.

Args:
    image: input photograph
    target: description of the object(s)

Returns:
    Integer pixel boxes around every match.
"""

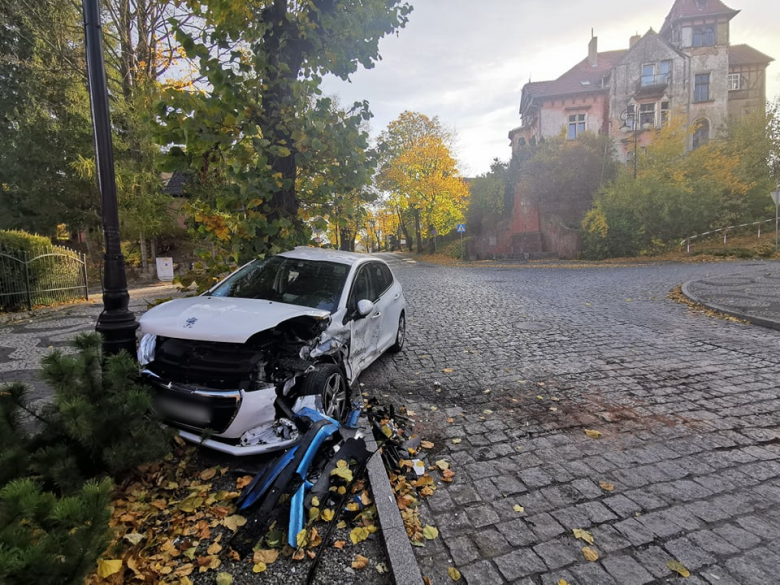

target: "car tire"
[388,312,405,353]
[300,363,349,421]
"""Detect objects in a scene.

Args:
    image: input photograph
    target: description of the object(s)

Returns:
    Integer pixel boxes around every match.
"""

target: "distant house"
[495,0,774,259]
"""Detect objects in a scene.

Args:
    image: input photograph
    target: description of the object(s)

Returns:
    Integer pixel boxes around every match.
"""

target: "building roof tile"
[728,44,774,65]
[661,0,739,33]
[523,50,627,100]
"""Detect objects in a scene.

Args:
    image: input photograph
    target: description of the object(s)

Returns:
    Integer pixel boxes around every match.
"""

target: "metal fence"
[0,244,88,312]
[680,217,778,254]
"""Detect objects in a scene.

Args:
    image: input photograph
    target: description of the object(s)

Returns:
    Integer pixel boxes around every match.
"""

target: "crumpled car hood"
[139,296,331,343]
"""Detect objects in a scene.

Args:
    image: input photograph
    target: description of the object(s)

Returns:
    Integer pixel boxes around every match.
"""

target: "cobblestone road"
[362,256,780,585]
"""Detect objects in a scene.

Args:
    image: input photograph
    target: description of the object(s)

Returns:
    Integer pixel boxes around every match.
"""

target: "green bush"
[0,230,52,251]
[0,333,172,583]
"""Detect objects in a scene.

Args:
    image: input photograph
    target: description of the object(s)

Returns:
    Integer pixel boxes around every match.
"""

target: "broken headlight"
[137,333,157,366]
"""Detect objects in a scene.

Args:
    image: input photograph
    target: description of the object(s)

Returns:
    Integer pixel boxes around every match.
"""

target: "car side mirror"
[356,299,374,318]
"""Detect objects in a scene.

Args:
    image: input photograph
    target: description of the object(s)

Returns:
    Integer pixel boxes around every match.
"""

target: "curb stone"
[681,280,780,331]
[362,418,423,585]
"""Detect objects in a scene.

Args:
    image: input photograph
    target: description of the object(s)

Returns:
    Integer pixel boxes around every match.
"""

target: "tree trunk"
[150,237,157,262]
[139,234,148,275]
[413,207,422,253]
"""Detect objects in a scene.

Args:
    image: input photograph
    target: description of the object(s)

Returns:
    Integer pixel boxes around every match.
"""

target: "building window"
[728,73,741,90]
[660,100,670,125]
[641,61,672,87]
[568,113,586,139]
[694,73,710,102]
[692,119,710,149]
[639,103,656,127]
[660,60,671,82]
[693,26,715,47]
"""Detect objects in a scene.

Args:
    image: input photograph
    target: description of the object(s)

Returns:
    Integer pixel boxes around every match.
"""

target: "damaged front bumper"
[143,369,311,456]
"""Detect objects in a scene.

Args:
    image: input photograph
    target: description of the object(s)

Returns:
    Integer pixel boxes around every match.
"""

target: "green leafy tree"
[466,159,508,236]
[156,0,412,264]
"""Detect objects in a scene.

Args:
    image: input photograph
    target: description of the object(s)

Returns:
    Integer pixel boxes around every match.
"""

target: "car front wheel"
[300,363,349,421]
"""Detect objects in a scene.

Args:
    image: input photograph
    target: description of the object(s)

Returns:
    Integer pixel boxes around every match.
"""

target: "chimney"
[630,34,641,48]
[588,31,598,68]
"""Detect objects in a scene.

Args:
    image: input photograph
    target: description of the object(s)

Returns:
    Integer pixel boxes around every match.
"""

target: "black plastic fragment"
[303,437,370,510]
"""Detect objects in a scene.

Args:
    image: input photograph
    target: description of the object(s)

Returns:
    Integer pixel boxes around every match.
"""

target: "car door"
[364,262,397,353]
[346,264,379,377]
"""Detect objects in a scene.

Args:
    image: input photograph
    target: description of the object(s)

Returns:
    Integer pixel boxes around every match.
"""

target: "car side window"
[349,266,374,308]
[369,262,392,298]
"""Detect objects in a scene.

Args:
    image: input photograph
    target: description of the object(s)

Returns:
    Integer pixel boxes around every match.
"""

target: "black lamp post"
[82,0,138,356]
[619,106,639,179]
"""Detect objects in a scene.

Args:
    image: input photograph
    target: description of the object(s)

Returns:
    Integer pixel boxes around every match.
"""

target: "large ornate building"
[509,0,773,163]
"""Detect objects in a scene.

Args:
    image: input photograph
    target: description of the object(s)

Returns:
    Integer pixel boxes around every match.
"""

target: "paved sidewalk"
[683,264,780,330]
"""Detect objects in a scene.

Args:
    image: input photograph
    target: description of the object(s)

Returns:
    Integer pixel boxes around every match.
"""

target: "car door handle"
[371,312,382,319]
[393,294,400,300]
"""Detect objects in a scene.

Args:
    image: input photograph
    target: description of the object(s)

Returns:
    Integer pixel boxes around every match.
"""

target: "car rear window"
[209,256,349,313]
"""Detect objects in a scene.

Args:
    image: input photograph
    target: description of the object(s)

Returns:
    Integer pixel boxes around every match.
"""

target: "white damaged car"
[137,247,406,455]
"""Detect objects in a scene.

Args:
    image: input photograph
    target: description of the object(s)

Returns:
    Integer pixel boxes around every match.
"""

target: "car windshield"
[208,256,349,313]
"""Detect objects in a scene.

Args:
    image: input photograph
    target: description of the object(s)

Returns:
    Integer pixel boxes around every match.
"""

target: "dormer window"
[692,26,715,47]
[695,0,707,8]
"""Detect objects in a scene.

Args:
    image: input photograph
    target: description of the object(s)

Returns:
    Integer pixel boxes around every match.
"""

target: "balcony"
[637,74,669,90]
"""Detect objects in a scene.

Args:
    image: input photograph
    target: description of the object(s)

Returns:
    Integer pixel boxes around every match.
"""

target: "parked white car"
[137,247,406,455]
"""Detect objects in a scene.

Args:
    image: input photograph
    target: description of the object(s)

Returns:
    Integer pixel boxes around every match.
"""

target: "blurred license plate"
[156,397,211,425]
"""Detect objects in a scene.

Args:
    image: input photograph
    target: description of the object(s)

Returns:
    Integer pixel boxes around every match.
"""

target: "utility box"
[156,257,174,282]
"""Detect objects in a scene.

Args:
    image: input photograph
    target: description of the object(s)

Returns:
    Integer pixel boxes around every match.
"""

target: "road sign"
[771,191,780,205]
[456,224,466,233]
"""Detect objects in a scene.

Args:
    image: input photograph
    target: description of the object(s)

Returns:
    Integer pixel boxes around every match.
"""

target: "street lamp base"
[95,253,138,357]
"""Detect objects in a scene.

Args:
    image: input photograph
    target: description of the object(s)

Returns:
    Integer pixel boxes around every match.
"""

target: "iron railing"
[679,217,777,253]
[0,244,88,312]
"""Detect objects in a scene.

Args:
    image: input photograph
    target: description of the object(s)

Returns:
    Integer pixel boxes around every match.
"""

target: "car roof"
[278,246,378,267]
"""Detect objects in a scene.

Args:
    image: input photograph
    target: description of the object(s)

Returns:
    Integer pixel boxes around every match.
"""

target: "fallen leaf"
[558,580,569,585]
[421,440,434,449]
[582,547,599,562]
[331,460,354,482]
[448,567,462,581]
[584,429,602,439]
[451,438,462,444]
[252,562,267,573]
[423,578,433,585]
[322,508,335,522]
[483,409,493,415]
[180,577,194,585]
[667,559,691,577]
[442,368,453,373]
[236,475,253,489]
[352,555,369,570]
[223,515,247,532]
[199,468,217,481]
[551,396,560,402]
[333,540,346,549]
[536,395,544,400]
[513,505,525,513]
[296,529,308,548]
[435,460,450,471]
[350,526,370,544]
[253,549,279,565]
[423,525,439,540]
[96,559,123,578]
[549,407,558,412]
[573,528,594,545]
[123,532,144,546]
[599,481,614,491]
[376,562,389,574]
[207,542,222,555]
[215,573,233,585]
[311,496,320,507]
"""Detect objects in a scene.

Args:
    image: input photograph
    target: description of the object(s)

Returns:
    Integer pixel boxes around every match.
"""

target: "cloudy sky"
[320,0,780,177]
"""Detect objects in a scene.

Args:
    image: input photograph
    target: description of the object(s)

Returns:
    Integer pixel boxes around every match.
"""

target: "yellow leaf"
[448,567,462,581]
[252,562,267,573]
[558,580,569,585]
[216,573,233,585]
[331,462,354,482]
[337,520,347,529]
[296,529,308,548]
[350,526,370,544]
[308,507,320,522]
[667,559,691,577]
[573,528,594,545]
[536,395,544,400]
[322,508,335,522]
[421,440,434,449]
[423,525,439,540]
[513,505,525,513]
[96,559,123,578]
[223,514,247,532]
[207,542,222,555]
[123,532,144,546]
[599,481,615,491]
[253,549,279,564]
[199,468,217,481]
[352,554,369,570]
[443,368,453,373]
[584,429,602,439]
[180,577,194,585]
[435,460,450,471]
[582,547,599,562]
[451,438,462,444]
